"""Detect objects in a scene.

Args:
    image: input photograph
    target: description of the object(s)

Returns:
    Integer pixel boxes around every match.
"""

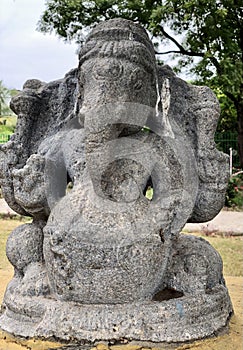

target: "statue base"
[0,284,232,344]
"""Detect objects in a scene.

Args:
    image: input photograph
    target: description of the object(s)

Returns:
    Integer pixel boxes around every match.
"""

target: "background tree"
[0,81,18,117]
[38,0,243,168]
[0,81,10,117]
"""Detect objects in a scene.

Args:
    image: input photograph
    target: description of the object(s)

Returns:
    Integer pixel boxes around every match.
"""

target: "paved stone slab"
[184,210,243,235]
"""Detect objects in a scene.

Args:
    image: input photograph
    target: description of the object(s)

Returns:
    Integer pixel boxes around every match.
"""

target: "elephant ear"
[0,68,81,215]
[157,65,229,223]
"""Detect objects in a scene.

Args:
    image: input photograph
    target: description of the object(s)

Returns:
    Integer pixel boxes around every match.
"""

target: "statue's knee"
[6,222,44,275]
[166,235,224,295]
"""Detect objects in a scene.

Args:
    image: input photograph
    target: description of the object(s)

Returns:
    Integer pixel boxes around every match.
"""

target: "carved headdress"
[79,18,156,73]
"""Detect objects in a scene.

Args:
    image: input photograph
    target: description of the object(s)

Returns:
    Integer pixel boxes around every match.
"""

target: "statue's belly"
[43,186,172,304]
[44,230,171,303]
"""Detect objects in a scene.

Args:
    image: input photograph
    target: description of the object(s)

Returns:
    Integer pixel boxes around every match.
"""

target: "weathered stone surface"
[0,268,232,343]
[0,18,232,344]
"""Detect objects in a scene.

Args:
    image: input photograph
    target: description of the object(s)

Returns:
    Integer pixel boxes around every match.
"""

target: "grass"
[0,115,16,136]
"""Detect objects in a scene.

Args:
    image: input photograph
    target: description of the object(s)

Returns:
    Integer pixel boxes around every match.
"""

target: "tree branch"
[155,50,183,55]
[158,25,204,57]
[224,91,238,105]
[231,170,243,177]
[156,25,238,107]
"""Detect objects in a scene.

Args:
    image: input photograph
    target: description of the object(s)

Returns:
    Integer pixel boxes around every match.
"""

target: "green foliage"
[145,187,153,200]
[38,0,242,92]
[0,81,18,117]
[0,116,16,134]
[215,131,239,168]
[225,174,243,209]
[38,0,243,166]
[38,0,158,43]
[214,89,238,133]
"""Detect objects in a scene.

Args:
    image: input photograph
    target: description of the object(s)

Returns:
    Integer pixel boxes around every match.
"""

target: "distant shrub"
[225,173,243,209]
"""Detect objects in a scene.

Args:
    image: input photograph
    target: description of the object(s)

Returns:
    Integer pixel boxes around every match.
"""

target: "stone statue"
[0,18,232,344]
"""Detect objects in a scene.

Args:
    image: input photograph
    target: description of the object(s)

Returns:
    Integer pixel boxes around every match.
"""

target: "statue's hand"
[12,154,50,216]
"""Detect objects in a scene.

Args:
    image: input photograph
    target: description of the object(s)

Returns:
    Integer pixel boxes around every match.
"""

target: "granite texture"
[0,18,232,344]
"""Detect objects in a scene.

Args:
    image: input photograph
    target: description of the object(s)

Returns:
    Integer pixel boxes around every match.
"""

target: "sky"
[0,0,188,91]
[0,0,79,90]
